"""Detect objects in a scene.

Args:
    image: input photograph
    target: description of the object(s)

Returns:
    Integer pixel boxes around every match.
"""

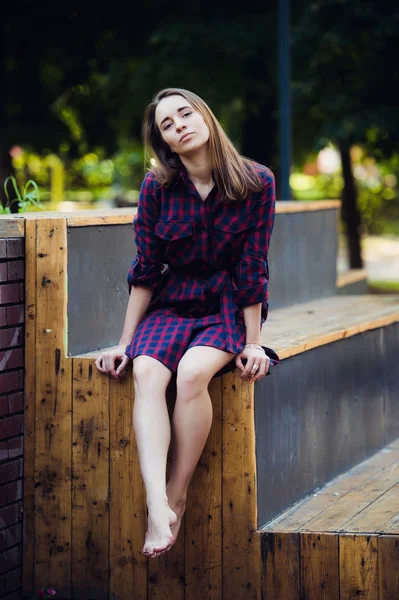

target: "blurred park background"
[1,1,399,287]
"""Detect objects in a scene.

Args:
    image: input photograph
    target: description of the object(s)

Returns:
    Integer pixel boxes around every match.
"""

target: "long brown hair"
[142,87,264,202]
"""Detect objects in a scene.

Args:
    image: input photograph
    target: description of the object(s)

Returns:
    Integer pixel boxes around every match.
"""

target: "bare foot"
[152,497,186,557]
[142,500,177,558]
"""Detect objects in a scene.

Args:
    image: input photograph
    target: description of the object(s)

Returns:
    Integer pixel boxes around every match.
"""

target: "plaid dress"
[125,163,280,378]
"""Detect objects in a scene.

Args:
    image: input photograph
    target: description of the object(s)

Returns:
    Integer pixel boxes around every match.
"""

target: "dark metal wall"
[255,322,399,528]
[67,208,338,355]
[269,209,338,310]
[67,224,136,355]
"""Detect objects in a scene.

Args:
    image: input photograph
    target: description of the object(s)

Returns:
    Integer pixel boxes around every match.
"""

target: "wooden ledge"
[0,199,341,236]
[74,294,399,361]
[276,199,340,213]
[336,268,368,288]
[260,437,399,534]
[262,294,399,360]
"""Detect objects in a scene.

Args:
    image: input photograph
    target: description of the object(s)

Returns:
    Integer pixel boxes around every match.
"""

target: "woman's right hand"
[95,344,131,380]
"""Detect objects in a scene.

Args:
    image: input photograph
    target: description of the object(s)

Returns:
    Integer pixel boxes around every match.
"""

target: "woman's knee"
[132,355,172,390]
[176,361,210,397]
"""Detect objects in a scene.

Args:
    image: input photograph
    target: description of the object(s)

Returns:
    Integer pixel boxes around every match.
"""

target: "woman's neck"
[180,147,213,186]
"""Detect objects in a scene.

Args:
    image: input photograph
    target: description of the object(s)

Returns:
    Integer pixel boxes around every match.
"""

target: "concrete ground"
[338,235,399,282]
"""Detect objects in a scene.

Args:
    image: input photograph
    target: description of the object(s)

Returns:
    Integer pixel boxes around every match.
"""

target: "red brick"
[0,504,19,529]
[0,328,22,350]
[6,524,21,549]
[0,372,19,395]
[0,264,7,283]
[5,306,23,326]
[0,530,6,551]
[5,567,21,593]
[0,372,20,396]
[0,241,6,259]
[0,416,23,440]
[6,240,23,260]
[0,349,23,371]
[0,398,8,418]
[0,285,20,305]
[0,441,8,461]
[7,480,22,503]
[0,546,20,574]
[0,462,19,485]
[7,437,22,459]
[0,307,6,327]
[7,393,22,415]
[6,262,24,282]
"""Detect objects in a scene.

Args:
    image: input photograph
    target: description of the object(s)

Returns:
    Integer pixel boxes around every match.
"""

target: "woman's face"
[155,94,210,156]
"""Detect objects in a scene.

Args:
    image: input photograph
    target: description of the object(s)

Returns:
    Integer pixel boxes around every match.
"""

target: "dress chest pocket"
[212,212,256,265]
[155,220,195,266]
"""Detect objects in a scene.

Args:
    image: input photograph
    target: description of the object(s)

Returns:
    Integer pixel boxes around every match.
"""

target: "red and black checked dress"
[125,163,280,378]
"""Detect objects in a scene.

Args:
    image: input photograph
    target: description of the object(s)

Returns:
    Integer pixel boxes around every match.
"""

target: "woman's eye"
[183,112,192,117]
[164,123,171,130]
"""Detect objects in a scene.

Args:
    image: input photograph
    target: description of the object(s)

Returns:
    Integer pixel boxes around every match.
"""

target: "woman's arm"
[121,171,163,343]
[232,168,276,319]
[119,285,153,345]
[242,303,262,345]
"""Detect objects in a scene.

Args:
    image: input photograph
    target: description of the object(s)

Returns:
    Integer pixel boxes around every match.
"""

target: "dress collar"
[172,163,218,193]
[171,163,191,188]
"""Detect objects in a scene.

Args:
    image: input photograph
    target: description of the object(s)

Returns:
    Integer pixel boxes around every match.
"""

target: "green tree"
[292,0,399,267]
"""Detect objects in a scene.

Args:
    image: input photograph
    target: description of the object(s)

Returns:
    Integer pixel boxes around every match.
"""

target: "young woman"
[95,88,280,558]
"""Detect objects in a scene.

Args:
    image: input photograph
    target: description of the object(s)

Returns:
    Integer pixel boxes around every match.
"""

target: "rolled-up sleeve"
[127,172,164,294]
[232,169,276,310]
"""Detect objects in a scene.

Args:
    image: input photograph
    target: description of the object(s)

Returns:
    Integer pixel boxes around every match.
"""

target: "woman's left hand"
[235,346,270,383]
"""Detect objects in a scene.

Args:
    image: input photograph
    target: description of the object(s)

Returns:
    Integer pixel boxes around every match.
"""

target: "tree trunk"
[338,139,363,269]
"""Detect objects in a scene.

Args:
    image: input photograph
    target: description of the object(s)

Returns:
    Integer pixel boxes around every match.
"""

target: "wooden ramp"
[259,438,399,599]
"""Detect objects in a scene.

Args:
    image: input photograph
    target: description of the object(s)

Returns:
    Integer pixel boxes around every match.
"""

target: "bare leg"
[132,355,176,557]
[154,345,235,556]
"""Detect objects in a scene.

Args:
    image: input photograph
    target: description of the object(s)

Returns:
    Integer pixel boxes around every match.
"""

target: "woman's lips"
[180,132,194,142]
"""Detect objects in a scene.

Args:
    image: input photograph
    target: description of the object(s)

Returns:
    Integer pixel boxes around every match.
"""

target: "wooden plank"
[275,200,341,213]
[0,207,137,223]
[304,458,399,533]
[147,516,185,600]
[0,217,24,237]
[109,372,147,600]
[22,219,37,598]
[67,212,136,226]
[148,382,185,600]
[300,533,339,599]
[336,269,367,288]
[33,218,72,597]
[378,535,399,599]
[339,534,379,600]
[71,359,110,599]
[382,513,399,534]
[261,532,300,600]
[185,376,223,600]
[262,295,399,361]
[222,371,261,599]
[344,482,399,534]
[260,442,399,533]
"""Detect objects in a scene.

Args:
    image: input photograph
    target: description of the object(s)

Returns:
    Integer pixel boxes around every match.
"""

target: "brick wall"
[0,238,24,600]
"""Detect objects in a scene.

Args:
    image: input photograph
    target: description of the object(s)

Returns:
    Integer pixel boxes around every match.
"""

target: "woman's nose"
[176,121,186,132]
